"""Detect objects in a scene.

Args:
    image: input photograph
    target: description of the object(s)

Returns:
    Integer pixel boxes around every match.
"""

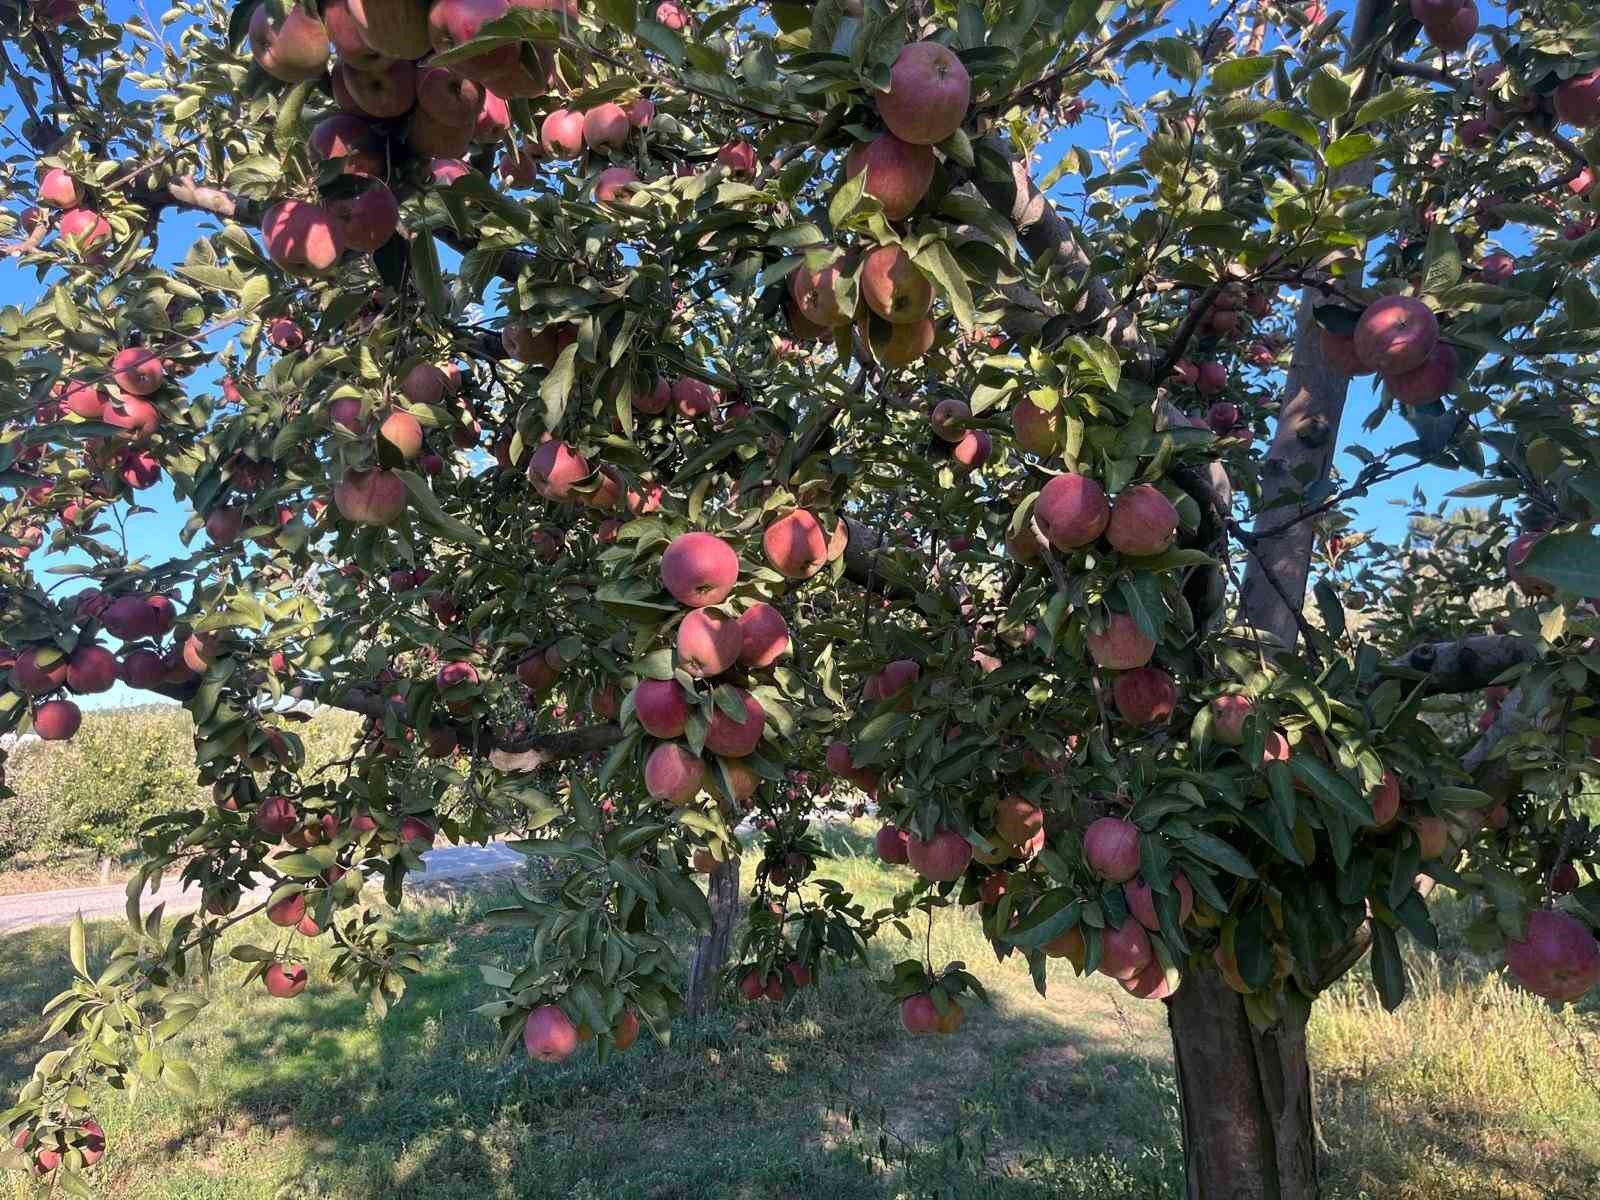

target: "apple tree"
[2,0,1599,1195]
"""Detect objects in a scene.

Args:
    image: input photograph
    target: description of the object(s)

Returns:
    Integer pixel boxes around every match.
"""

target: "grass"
[0,823,1596,1199]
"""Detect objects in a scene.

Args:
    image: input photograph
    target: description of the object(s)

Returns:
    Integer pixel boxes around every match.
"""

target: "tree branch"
[1384,634,1538,695]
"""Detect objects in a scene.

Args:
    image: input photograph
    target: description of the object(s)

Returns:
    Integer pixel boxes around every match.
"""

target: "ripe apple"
[1099,918,1153,980]
[1480,250,1515,283]
[875,41,972,145]
[661,531,739,606]
[717,139,758,176]
[763,509,827,578]
[38,167,81,209]
[417,64,483,129]
[1125,873,1194,931]
[844,133,934,220]
[905,827,972,882]
[33,699,81,740]
[104,394,160,438]
[1113,667,1177,725]
[1011,396,1060,455]
[672,376,716,418]
[644,742,705,803]
[66,644,117,693]
[61,380,105,418]
[111,347,164,395]
[584,102,631,149]
[1504,909,1600,1002]
[634,678,690,738]
[266,892,307,928]
[1085,612,1155,669]
[861,245,932,324]
[1209,694,1253,744]
[1084,816,1141,881]
[858,312,935,367]
[539,107,587,158]
[1106,484,1178,556]
[261,200,346,275]
[1035,473,1109,549]
[595,165,640,203]
[950,429,990,470]
[350,0,432,58]
[1422,0,1476,51]
[312,114,387,176]
[423,158,470,188]
[625,97,655,128]
[1387,340,1458,406]
[56,207,112,254]
[1370,769,1401,828]
[476,87,511,139]
[1505,532,1551,596]
[788,255,849,327]
[526,439,589,500]
[249,3,329,83]
[13,645,69,693]
[677,609,743,677]
[408,108,472,158]
[426,0,520,80]
[1354,296,1438,373]
[264,962,309,998]
[333,467,407,525]
[736,602,789,667]
[992,794,1043,854]
[875,823,909,863]
[703,688,765,757]
[1555,70,1600,129]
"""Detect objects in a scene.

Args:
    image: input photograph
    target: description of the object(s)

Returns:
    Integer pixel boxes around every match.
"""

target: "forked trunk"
[685,856,741,1016]
[1167,970,1319,1199]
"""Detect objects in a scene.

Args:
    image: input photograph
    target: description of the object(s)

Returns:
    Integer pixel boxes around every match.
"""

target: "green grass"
[2,825,1598,1199]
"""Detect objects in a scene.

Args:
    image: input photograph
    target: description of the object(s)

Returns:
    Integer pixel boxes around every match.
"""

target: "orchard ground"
[1,824,1595,1200]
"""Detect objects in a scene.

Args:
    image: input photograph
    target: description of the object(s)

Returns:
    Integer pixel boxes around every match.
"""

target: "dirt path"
[0,841,525,935]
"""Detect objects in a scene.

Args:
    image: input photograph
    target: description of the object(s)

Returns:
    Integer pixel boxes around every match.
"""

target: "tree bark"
[1168,973,1319,1200]
[685,855,741,1016]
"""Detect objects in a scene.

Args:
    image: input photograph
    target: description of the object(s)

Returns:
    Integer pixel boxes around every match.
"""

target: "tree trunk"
[1168,972,1319,1199]
[98,855,112,884]
[685,856,741,1016]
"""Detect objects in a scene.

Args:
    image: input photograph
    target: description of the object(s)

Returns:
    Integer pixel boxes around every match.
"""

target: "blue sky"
[2,1,1508,707]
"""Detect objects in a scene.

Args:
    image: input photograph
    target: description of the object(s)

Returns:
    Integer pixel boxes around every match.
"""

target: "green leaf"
[912,241,976,332]
[1521,530,1600,595]
[1291,756,1371,825]
[541,341,580,428]
[161,1059,202,1100]
[828,164,870,228]
[1422,222,1462,293]
[1261,107,1321,146]
[1062,335,1121,392]
[1351,85,1434,129]
[654,866,713,930]
[410,234,449,319]
[1370,921,1406,1011]
[1324,132,1379,170]
[68,913,87,978]
[1306,67,1351,120]
[1003,891,1079,949]
[273,78,317,143]
[1208,55,1278,95]
[1182,831,1258,879]
[395,470,487,547]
